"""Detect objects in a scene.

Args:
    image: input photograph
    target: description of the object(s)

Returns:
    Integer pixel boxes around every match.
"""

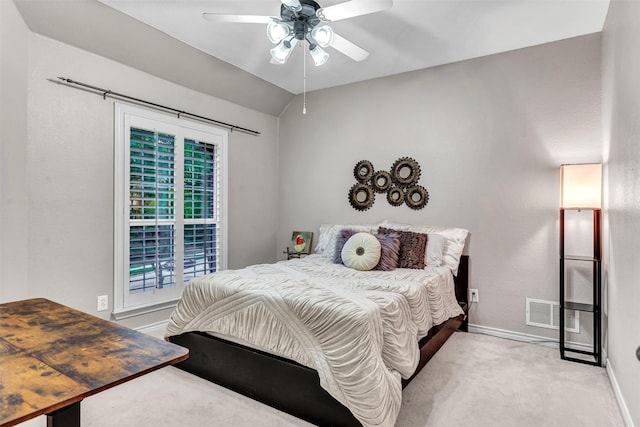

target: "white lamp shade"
[311,25,334,47]
[270,38,297,64]
[266,21,290,44]
[310,45,329,66]
[560,163,602,209]
[281,0,302,12]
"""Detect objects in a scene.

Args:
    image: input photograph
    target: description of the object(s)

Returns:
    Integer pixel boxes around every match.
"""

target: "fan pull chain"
[302,44,307,115]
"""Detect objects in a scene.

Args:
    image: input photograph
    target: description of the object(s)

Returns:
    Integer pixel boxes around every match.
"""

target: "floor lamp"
[559,163,602,365]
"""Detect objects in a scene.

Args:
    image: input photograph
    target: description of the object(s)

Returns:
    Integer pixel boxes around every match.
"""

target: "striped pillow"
[374,232,401,271]
[379,227,427,269]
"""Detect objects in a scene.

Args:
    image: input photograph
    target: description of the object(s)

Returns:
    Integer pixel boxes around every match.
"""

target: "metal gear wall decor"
[371,170,392,193]
[390,157,421,187]
[405,185,429,210]
[353,160,374,182]
[348,157,429,211]
[386,186,404,206]
[348,182,375,211]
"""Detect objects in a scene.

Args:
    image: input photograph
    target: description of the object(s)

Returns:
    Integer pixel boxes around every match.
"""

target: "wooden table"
[0,298,188,427]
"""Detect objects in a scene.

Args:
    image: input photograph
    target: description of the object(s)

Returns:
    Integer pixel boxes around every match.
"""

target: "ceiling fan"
[203,0,393,66]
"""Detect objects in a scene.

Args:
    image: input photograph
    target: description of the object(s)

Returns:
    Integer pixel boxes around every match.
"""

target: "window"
[114,104,227,318]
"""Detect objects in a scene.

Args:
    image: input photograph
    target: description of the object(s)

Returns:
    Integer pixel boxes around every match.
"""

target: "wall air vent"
[526,298,579,333]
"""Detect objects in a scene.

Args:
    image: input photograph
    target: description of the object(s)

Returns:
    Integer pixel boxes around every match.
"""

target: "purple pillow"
[374,232,401,271]
[379,227,427,269]
[333,228,358,264]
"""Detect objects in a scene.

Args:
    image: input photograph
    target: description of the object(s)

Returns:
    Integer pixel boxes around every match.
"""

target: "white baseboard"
[606,359,635,427]
[135,319,169,338]
[468,323,592,353]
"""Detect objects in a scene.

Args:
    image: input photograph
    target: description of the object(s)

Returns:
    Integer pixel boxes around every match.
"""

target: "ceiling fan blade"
[317,0,392,22]
[202,13,273,24]
[331,33,369,62]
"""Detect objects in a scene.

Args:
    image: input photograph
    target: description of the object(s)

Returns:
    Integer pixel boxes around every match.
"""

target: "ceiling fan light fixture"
[310,25,334,48]
[281,0,303,13]
[266,20,291,44]
[270,37,297,64]
[309,45,329,66]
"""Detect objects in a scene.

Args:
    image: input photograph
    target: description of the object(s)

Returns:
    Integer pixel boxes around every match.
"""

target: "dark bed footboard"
[169,315,465,426]
[169,331,361,426]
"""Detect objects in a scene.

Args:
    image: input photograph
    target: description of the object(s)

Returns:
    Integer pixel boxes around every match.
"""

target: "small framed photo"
[291,231,313,255]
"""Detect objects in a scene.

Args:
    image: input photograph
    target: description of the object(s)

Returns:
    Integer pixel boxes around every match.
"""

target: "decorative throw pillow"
[379,227,427,269]
[379,221,469,275]
[333,228,358,264]
[341,232,382,271]
[374,232,401,271]
[315,223,379,260]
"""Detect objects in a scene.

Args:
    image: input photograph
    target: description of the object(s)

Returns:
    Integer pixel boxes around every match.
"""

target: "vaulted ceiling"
[15,0,610,116]
[98,0,610,94]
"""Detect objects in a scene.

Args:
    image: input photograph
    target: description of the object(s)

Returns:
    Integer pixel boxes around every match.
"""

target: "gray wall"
[0,0,30,303]
[602,1,640,425]
[0,0,280,328]
[278,34,603,339]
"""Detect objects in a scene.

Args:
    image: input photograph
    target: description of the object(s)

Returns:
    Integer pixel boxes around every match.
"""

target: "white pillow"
[425,233,446,268]
[315,223,378,260]
[315,224,337,254]
[381,221,468,275]
[341,232,382,271]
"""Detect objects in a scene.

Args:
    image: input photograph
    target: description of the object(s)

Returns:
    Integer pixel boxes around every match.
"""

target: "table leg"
[46,401,81,427]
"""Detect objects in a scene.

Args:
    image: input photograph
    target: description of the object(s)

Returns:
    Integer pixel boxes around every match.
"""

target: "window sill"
[112,299,179,321]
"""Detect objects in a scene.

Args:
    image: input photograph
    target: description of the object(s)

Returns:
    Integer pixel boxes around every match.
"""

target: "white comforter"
[165,255,463,427]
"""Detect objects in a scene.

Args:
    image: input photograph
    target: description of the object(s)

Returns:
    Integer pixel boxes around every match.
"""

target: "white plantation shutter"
[114,104,228,317]
[183,139,220,282]
[129,127,176,293]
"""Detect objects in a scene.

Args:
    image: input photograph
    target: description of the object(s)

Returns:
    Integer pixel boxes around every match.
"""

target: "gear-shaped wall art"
[348,182,375,211]
[347,157,429,211]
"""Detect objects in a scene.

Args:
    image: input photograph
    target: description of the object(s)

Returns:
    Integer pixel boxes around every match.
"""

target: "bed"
[166,222,469,427]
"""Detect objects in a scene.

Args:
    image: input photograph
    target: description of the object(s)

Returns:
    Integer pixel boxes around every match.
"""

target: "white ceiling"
[98,0,609,95]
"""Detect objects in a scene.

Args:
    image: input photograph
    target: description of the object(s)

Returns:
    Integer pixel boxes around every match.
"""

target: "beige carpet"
[18,332,624,426]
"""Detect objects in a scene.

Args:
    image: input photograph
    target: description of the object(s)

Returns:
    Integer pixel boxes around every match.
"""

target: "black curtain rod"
[52,77,261,136]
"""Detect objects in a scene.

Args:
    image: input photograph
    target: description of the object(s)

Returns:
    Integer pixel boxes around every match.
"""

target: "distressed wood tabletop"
[0,298,188,427]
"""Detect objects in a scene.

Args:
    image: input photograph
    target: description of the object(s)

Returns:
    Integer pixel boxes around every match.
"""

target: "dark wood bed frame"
[168,255,469,427]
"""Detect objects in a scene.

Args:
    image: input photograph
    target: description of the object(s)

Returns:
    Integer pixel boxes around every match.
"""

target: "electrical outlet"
[97,295,108,312]
[469,289,479,303]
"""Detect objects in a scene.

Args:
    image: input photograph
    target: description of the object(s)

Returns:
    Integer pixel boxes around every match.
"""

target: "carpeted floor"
[19,332,624,426]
